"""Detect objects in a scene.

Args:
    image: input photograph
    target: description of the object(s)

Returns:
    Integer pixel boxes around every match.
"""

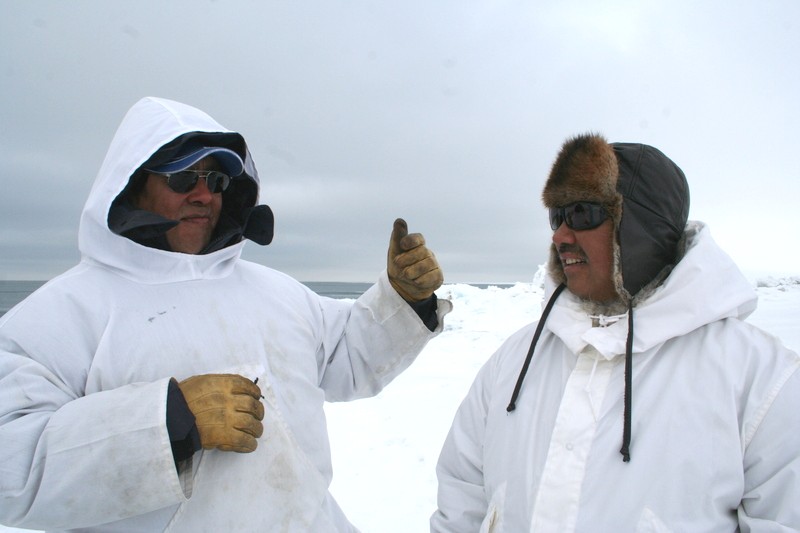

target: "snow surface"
[2,273,798,533]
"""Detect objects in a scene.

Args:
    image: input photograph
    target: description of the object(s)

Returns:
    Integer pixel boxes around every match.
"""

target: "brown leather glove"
[387,218,444,302]
[177,374,265,453]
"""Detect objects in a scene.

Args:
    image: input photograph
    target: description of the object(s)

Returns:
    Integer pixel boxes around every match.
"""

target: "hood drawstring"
[620,300,634,462]
[506,285,636,463]
[506,283,566,412]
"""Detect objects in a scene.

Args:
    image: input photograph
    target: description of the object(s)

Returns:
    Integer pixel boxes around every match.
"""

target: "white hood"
[543,221,758,359]
[78,97,260,284]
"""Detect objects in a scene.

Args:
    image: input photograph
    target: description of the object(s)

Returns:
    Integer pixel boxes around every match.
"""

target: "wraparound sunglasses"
[150,170,232,194]
[549,201,608,231]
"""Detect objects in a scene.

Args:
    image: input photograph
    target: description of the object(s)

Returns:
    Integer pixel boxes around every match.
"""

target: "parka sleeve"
[0,314,187,530]
[317,270,451,402]
[738,355,800,530]
[430,358,494,532]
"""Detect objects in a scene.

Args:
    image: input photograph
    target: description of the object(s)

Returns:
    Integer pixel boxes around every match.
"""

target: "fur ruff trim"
[543,133,626,305]
[542,133,621,217]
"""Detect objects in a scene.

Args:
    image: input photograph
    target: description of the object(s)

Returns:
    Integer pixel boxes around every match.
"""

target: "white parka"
[431,222,800,532]
[0,97,450,532]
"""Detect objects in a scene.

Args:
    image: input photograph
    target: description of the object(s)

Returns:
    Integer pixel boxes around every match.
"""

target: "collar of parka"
[542,133,690,309]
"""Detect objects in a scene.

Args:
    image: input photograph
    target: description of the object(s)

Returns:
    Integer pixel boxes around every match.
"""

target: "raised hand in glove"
[387,218,444,302]
[178,374,265,453]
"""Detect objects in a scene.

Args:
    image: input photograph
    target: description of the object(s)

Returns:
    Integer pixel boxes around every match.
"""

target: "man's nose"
[187,176,214,203]
[552,222,576,245]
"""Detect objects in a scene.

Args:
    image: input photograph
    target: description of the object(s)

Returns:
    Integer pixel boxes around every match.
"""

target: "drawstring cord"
[506,285,636,463]
[620,300,634,462]
[506,283,566,412]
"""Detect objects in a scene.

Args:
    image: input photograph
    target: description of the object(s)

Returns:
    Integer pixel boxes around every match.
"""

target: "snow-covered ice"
[2,273,798,533]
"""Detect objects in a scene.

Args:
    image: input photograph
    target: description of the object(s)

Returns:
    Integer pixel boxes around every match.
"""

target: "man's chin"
[166,233,212,255]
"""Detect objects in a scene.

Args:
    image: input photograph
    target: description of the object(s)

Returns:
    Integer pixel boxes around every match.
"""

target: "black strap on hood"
[108,197,274,253]
[620,300,634,462]
[242,205,275,245]
[507,283,636,463]
[107,198,177,251]
[506,283,566,412]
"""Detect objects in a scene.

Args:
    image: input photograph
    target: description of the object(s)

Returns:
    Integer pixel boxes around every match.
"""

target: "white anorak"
[431,222,800,532]
[0,97,451,532]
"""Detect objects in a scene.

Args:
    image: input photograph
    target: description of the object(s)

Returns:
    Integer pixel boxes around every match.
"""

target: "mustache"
[557,243,584,256]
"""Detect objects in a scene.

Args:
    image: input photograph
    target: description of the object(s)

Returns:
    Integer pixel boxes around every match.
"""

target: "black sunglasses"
[549,201,608,231]
[153,170,232,194]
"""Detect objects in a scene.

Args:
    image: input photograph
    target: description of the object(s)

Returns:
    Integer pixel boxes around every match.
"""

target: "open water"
[0,280,374,318]
[0,280,514,318]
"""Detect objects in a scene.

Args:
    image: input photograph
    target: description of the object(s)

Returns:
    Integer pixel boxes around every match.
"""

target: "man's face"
[134,156,223,254]
[552,218,618,303]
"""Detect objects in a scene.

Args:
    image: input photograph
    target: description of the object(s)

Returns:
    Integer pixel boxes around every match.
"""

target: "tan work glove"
[178,374,265,453]
[387,218,444,302]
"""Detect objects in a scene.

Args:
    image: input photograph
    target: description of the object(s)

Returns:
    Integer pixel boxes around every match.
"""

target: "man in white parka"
[0,96,451,532]
[431,133,800,532]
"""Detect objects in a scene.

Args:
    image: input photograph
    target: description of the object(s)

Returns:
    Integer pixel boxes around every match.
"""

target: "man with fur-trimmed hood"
[431,133,800,532]
[0,97,452,532]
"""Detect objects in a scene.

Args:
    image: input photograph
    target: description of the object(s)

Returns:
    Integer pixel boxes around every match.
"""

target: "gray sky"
[2,1,799,283]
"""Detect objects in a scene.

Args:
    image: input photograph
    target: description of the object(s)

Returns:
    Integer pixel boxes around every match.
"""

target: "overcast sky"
[2,1,798,283]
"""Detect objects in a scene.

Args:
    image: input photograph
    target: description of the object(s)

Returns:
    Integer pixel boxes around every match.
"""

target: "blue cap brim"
[147,146,244,176]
